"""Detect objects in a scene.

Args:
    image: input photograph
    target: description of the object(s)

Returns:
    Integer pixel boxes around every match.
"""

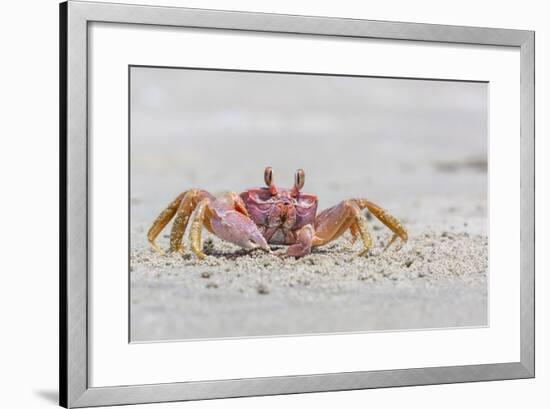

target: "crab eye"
[294,169,305,190]
[264,166,273,187]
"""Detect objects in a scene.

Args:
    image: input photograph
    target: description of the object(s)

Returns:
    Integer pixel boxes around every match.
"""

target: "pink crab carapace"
[147,167,408,259]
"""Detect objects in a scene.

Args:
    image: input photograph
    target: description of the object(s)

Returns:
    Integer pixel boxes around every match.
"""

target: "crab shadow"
[203,249,264,260]
[202,244,346,260]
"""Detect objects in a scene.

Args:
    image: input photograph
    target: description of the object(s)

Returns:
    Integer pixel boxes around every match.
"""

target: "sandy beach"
[131,226,487,341]
[129,67,488,342]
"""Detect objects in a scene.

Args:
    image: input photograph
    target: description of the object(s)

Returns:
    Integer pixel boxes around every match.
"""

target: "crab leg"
[349,222,360,245]
[352,199,408,250]
[169,189,213,254]
[146,192,186,254]
[189,198,209,259]
[313,200,373,256]
[146,189,212,254]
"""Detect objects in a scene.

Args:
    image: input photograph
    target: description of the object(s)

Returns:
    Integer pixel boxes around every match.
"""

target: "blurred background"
[130,67,487,231]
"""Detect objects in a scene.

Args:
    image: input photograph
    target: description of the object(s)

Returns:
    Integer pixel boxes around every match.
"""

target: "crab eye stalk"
[264,166,273,187]
[294,169,305,192]
[264,166,278,195]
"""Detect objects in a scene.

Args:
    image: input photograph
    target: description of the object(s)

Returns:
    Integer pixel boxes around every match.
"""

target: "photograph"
[129,66,488,342]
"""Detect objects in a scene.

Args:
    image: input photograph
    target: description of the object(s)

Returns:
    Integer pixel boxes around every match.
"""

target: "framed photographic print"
[60,1,535,407]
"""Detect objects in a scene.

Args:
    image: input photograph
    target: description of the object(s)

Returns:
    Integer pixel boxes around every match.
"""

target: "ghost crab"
[147,167,408,259]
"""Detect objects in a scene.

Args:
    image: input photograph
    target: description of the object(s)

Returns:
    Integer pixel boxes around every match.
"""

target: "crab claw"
[210,210,271,252]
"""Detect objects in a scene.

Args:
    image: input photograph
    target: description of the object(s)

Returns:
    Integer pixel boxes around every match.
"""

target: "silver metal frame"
[60,1,535,407]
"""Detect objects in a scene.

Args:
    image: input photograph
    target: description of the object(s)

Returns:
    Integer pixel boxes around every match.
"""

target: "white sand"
[130,222,487,341]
